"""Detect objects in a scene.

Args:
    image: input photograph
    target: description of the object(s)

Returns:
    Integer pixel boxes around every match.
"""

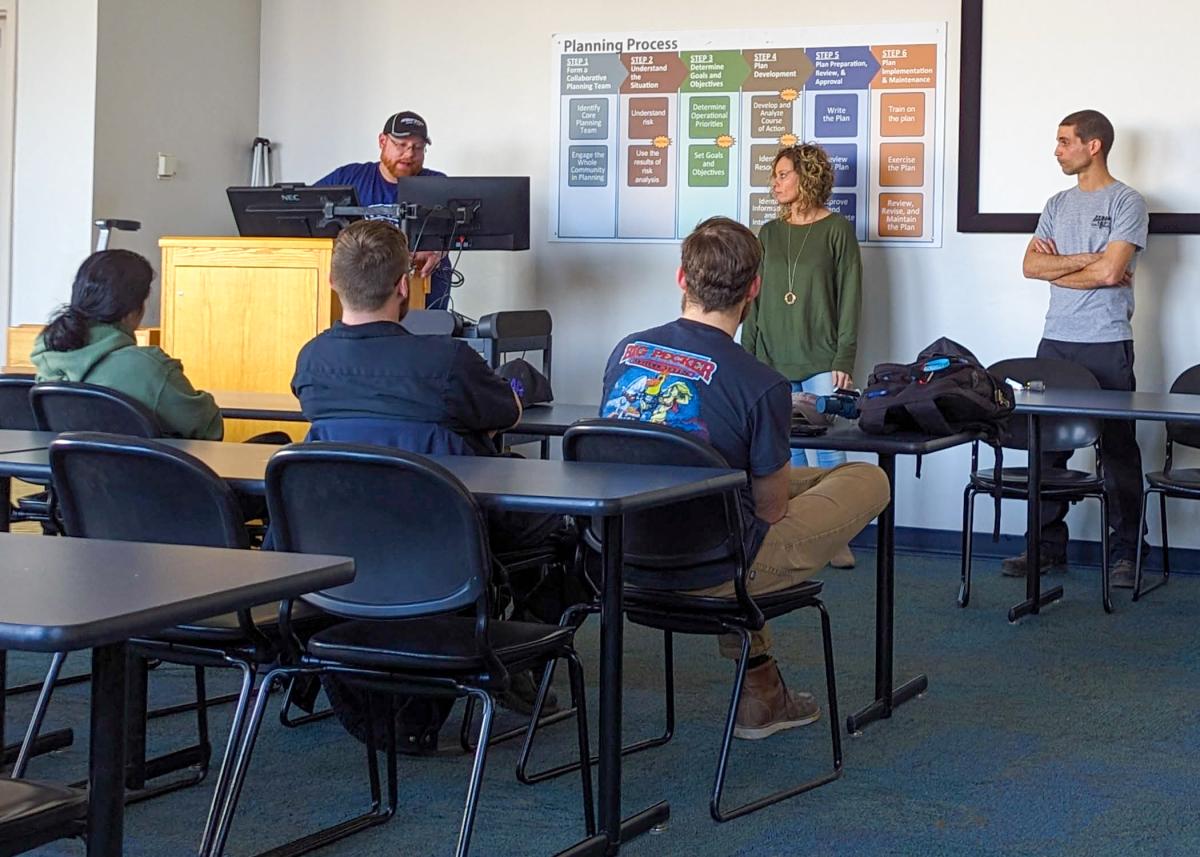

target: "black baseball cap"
[382,111,431,144]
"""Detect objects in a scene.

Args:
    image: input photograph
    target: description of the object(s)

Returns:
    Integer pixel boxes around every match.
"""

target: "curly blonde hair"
[773,143,834,217]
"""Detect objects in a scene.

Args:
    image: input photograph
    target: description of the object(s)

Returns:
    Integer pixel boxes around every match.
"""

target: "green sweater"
[741,214,862,380]
[30,323,223,440]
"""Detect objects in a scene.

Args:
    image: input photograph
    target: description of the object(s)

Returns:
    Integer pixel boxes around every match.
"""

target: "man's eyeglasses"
[388,138,426,154]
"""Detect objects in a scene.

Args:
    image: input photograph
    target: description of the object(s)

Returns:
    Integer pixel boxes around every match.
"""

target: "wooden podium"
[160,236,428,441]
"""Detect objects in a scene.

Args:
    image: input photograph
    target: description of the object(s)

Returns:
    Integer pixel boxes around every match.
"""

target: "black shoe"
[1110,559,1136,589]
[1000,551,1067,577]
[498,669,560,717]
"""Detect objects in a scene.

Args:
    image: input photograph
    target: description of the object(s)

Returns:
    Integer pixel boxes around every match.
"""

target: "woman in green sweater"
[31,250,223,440]
[741,143,863,566]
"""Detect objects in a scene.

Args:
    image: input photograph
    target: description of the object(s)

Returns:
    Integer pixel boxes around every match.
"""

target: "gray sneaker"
[1000,551,1067,577]
[1110,559,1136,589]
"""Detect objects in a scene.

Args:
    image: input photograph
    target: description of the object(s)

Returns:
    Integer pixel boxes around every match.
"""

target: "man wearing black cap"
[315,111,453,310]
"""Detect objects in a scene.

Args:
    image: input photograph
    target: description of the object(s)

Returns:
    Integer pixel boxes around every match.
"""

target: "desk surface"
[0,435,745,514]
[1014,389,1200,422]
[0,533,353,653]
[790,421,981,455]
[214,393,602,437]
[214,390,306,422]
[0,429,55,454]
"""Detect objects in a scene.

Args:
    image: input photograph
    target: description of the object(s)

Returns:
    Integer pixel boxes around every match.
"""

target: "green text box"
[688,146,729,187]
[688,96,730,138]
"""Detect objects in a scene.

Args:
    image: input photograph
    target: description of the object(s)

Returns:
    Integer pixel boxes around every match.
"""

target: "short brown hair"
[680,217,761,312]
[1060,109,1114,159]
[330,220,411,311]
[773,143,835,214]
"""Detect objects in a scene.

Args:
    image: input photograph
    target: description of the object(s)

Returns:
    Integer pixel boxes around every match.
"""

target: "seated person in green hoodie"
[30,249,222,440]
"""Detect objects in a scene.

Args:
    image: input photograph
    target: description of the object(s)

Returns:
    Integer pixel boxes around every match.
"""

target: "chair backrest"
[306,417,476,456]
[0,374,37,430]
[562,419,744,585]
[49,432,248,548]
[31,381,161,437]
[265,442,490,620]
[988,357,1102,452]
[1167,364,1200,449]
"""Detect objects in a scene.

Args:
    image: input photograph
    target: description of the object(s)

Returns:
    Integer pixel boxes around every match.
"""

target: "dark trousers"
[1035,338,1146,562]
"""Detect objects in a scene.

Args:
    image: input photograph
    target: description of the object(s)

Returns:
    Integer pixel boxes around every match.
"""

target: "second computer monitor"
[394,176,529,251]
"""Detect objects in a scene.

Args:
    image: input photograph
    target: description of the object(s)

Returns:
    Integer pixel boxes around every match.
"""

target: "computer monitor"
[226,184,360,238]
[393,177,529,251]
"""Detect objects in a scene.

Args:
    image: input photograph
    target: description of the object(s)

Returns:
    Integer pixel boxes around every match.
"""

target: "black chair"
[959,357,1112,612]
[0,375,36,430]
[518,419,842,823]
[207,443,595,857]
[1133,364,1200,600]
[30,380,162,437]
[23,432,322,854]
[0,776,87,855]
[0,375,51,532]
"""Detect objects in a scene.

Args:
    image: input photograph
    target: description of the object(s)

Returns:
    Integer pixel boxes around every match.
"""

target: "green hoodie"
[30,323,223,440]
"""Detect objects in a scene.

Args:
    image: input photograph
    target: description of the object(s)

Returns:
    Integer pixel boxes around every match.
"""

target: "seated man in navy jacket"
[292,219,564,748]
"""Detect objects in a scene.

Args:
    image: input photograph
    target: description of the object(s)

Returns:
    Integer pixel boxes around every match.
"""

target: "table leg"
[846,454,927,735]
[556,514,668,857]
[88,642,128,857]
[1009,413,1063,621]
[1,477,11,534]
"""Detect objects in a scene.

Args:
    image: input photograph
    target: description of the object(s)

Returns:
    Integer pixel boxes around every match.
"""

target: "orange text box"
[880,92,925,137]
[628,98,669,140]
[870,44,937,89]
[878,193,924,237]
[879,143,924,187]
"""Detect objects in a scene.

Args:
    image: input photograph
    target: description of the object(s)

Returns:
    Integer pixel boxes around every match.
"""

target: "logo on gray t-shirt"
[1035,180,1149,343]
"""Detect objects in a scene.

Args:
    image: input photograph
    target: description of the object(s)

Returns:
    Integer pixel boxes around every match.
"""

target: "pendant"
[784,291,796,305]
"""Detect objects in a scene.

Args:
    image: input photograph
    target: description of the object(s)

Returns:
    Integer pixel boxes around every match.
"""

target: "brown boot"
[830,545,856,569]
[733,658,820,740]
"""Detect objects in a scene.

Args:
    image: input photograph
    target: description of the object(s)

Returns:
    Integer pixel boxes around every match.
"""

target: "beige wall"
[93,0,261,325]
[7,0,261,330]
[9,0,99,328]
[258,0,1200,542]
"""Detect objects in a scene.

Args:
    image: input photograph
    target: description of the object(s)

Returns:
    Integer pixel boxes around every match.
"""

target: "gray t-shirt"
[1035,180,1149,343]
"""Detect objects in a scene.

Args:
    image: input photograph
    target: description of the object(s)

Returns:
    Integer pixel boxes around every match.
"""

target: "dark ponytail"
[43,250,154,352]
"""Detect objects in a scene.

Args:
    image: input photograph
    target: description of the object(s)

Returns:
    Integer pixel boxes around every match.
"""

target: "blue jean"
[790,374,847,469]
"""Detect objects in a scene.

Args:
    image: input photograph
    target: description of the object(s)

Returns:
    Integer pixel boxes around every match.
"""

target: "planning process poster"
[551,24,946,245]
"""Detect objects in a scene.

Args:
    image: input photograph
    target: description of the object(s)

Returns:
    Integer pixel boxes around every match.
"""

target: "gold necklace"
[783,218,817,306]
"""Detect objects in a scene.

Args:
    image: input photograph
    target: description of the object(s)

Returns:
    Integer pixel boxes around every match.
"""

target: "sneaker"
[1000,551,1067,577]
[1110,559,1137,590]
[498,669,560,717]
[733,658,821,741]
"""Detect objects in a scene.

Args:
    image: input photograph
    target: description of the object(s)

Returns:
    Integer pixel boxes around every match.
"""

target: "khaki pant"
[687,462,891,659]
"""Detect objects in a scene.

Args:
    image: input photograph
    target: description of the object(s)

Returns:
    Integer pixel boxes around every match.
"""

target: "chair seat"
[625,580,825,636]
[151,600,330,646]
[970,466,1102,496]
[306,616,574,673]
[0,777,87,849]
[1147,468,1200,494]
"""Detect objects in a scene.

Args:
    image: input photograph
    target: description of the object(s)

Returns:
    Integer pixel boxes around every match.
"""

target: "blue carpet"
[10,552,1200,856]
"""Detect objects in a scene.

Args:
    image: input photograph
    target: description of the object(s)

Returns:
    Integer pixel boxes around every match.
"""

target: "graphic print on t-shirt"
[601,340,716,437]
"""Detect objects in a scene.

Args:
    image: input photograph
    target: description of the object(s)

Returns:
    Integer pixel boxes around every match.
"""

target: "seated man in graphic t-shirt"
[600,216,890,741]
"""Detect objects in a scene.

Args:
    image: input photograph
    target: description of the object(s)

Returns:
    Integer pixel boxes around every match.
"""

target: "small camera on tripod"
[815,388,861,419]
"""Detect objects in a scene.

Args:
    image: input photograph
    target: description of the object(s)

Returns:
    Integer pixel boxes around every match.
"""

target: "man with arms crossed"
[600,216,889,739]
[1010,109,1150,587]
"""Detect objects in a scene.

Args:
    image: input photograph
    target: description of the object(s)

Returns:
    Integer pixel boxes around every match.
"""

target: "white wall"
[0,3,18,361]
[9,0,98,327]
[93,0,261,324]
[260,0,1198,545]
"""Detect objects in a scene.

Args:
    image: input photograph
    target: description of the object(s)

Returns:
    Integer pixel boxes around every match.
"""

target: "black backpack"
[858,338,1014,437]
